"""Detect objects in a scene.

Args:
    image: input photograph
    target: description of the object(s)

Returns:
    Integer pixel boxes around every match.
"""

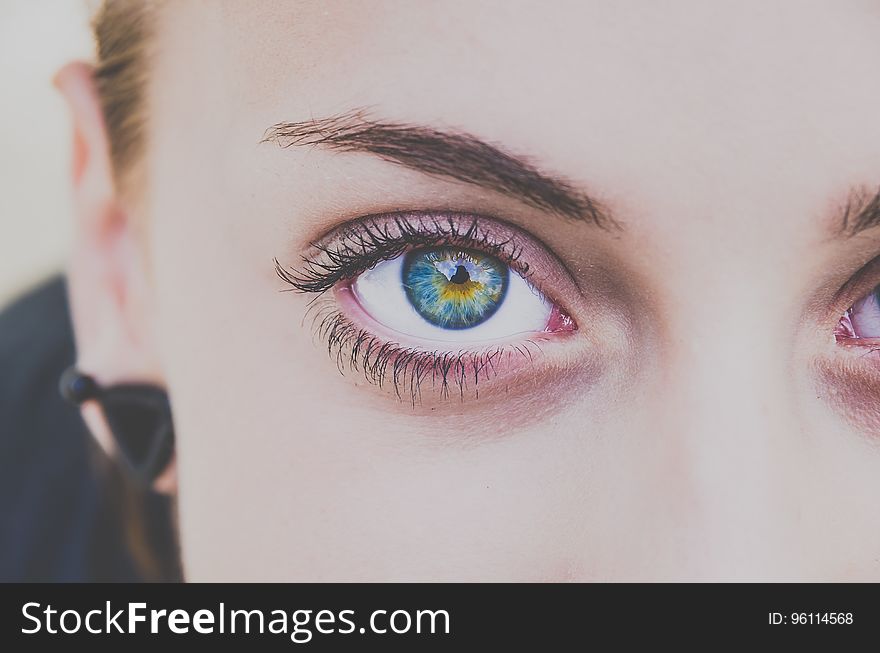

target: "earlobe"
[55,61,176,494]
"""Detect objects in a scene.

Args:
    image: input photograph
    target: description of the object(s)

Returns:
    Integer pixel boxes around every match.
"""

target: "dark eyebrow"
[838,186,880,237]
[261,109,618,229]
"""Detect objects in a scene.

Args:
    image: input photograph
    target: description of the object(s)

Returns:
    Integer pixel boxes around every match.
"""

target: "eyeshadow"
[814,356,880,440]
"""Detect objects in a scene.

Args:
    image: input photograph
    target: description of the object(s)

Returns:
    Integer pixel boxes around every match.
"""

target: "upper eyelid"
[305,210,520,254]
[282,210,566,294]
[832,252,880,311]
[335,214,528,270]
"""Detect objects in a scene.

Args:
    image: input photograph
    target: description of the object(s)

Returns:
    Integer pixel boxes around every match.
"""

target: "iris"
[402,247,509,329]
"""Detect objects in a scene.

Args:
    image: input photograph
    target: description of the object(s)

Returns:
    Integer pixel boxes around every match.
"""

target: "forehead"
[151,1,880,225]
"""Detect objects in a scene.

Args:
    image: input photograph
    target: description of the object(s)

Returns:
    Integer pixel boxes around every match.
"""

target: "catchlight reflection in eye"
[351,246,556,343]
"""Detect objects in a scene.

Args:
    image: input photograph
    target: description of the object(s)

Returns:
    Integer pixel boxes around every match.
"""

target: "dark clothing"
[0,277,175,581]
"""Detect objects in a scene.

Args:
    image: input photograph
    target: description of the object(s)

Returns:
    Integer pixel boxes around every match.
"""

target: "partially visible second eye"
[350,246,568,343]
[839,285,880,341]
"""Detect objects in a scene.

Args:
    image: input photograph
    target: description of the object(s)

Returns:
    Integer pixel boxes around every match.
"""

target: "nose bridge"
[660,270,802,577]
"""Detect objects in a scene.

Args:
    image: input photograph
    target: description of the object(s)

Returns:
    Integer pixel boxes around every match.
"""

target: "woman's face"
[86,1,880,579]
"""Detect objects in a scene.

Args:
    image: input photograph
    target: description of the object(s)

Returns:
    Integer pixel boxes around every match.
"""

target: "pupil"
[449,265,470,284]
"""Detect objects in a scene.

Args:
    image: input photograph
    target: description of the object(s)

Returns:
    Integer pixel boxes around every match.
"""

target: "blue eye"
[352,246,553,344]
[402,248,509,329]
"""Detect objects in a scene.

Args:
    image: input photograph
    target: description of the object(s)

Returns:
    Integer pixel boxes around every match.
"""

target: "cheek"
[144,205,628,580]
[801,357,880,575]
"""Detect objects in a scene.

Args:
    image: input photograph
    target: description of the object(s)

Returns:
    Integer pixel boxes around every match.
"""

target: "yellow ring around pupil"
[438,279,486,302]
[403,246,509,329]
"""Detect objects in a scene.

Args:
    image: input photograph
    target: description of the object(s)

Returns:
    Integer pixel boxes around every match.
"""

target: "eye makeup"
[276,211,585,403]
[815,356,880,441]
[831,250,880,351]
[819,251,880,438]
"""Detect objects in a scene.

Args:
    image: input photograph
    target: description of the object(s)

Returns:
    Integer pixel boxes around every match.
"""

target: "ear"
[55,61,176,493]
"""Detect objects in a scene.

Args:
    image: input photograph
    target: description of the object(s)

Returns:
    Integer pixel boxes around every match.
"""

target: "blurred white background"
[0,1,95,306]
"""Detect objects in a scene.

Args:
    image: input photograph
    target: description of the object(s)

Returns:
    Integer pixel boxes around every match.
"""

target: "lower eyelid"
[301,283,596,404]
[815,357,880,440]
[836,336,880,349]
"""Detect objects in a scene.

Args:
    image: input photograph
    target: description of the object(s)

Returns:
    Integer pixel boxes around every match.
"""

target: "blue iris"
[402,247,509,329]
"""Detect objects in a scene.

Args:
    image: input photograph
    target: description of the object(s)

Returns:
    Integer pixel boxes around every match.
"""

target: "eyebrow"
[262,110,618,229]
[839,186,880,237]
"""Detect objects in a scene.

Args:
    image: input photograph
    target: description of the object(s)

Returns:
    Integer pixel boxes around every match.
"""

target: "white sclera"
[352,255,552,344]
[851,290,880,338]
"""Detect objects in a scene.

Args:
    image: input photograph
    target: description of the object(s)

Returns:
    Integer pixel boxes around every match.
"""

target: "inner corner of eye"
[342,246,574,340]
[838,284,880,341]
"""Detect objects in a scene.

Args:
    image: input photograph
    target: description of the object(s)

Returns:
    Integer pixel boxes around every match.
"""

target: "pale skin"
[56,1,880,580]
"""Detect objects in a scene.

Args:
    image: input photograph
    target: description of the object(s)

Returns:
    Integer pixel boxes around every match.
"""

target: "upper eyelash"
[275,212,528,294]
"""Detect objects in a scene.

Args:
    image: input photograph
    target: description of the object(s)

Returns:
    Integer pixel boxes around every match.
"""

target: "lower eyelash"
[308,301,544,404]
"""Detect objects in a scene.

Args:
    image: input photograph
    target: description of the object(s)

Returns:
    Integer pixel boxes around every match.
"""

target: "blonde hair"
[90,8,179,581]
[92,0,154,187]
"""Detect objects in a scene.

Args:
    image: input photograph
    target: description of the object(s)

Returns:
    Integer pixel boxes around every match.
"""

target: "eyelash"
[275,212,556,403]
[274,213,529,294]
[308,304,546,404]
